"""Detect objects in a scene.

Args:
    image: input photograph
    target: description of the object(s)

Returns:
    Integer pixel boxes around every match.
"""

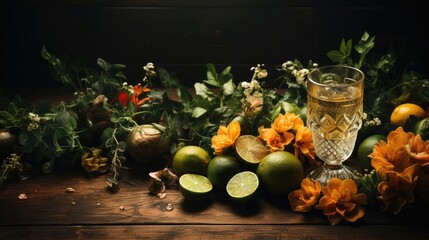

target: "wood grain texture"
[1,161,428,239]
[0,166,424,227]
[1,225,429,240]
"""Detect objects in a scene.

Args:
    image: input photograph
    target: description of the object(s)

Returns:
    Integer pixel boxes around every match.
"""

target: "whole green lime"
[207,154,241,190]
[232,115,250,135]
[414,117,429,141]
[172,145,211,176]
[256,151,304,196]
[357,134,387,171]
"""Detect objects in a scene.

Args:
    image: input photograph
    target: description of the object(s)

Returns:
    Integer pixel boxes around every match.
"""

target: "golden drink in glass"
[306,65,364,186]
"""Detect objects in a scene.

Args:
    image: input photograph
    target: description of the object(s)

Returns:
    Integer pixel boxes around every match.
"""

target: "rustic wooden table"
[1,160,428,240]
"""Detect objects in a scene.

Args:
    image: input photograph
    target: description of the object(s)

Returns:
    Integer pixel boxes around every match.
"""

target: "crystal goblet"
[306,65,364,186]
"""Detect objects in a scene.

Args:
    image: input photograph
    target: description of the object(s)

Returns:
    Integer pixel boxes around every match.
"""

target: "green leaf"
[194,83,216,101]
[206,63,218,81]
[355,32,375,54]
[97,58,109,72]
[115,71,127,80]
[111,63,126,70]
[345,39,353,56]
[176,87,193,103]
[327,50,345,63]
[221,66,231,75]
[218,73,233,86]
[192,95,211,110]
[213,106,235,118]
[222,79,235,96]
[191,107,207,118]
[361,31,370,41]
[340,38,347,54]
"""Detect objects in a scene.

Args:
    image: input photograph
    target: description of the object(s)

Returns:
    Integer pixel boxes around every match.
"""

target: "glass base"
[306,163,358,186]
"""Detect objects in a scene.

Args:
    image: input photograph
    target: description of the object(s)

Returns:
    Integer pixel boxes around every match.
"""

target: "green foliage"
[327,32,429,138]
[327,32,375,69]
[1,31,428,192]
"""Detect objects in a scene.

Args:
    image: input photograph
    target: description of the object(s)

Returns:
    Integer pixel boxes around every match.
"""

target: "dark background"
[1,0,428,89]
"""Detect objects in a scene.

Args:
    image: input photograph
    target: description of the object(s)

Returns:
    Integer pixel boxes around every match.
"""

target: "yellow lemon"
[390,103,427,126]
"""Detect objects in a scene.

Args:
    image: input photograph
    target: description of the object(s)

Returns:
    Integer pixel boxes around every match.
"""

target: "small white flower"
[27,122,39,131]
[143,63,156,76]
[374,118,381,125]
[256,70,268,79]
[241,81,250,88]
[282,61,294,70]
[28,113,40,123]
[295,69,309,85]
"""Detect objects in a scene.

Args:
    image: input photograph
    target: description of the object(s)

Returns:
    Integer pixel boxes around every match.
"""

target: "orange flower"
[273,113,304,134]
[258,126,294,152]
[288,178,322,212]
[211,121,241,155]
[370,127,413,174]
[406,134,429,165]
[377,164,419,214]
[315,178,367,225]
[293,126,316,163]
[130,84,151,107]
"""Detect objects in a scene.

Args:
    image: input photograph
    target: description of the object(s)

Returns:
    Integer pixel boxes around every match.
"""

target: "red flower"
[117,91,129,107]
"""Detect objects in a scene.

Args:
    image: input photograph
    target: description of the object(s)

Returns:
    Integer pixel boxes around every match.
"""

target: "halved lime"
[226,171,259,203]
[234,135,269,168]
[178,174,213,201]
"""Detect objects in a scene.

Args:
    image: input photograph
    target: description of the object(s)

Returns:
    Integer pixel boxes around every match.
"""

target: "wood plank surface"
[1,156,428,239]
[1,225,429,240]
[0,162,425,226]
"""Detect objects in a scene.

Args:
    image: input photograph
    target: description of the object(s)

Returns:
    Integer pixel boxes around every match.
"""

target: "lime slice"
[178,174,213,201]
[226,171,259,203]
[234,135,269,168]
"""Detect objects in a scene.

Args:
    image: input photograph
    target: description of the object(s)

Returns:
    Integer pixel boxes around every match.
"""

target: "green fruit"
[207,155,241,190]
[256,151,304,195]
[226,171,259,203]
[357,134,387,171]
[172,145,211,176]
[232,115,250,134]
[299,106,307,124]
[179,174,213,201]
[234,135,269,170]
